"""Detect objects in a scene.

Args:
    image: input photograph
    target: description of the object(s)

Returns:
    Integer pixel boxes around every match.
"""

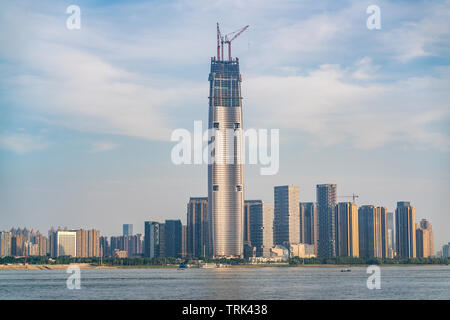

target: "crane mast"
[216,23,249,61]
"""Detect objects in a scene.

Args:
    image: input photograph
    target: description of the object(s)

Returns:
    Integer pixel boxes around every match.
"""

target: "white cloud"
[245,63,450,151]
[0,133,48,154]
[90,142,117,153]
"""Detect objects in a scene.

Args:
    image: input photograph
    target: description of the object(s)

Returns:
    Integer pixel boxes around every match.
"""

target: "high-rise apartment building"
[187,197,210,258]
[56,231,77,257]
[395,201,416,258]
[316,184,337,258]
[76,229,101,258]
[274,186,300,246]
[358,205,388,258]
[181,225,187,258]
[0,231,12,257]
[386,212,395,258]
[208,47,245,258]
[299,202,318,255]
[416,219,434,258]
[335,202,359,257]
[246,200,274,257]
[165,220,182,258]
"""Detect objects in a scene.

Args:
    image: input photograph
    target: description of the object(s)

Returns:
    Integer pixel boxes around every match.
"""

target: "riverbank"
[1,263,447,271]
[0,263,118,270]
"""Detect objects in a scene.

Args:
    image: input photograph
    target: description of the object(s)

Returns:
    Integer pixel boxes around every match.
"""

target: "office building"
[123,224,133,237]
[144,221,163,258]
[274,186,300,246]
[165,220,182,258]
[246,200,274,257]
[335,202,359,257]
[316,184,337,258]
[187,197,210,258]
[299,202,318,255]
[208,43,245,258]
[395,201,416,258]
[358,205,388,258]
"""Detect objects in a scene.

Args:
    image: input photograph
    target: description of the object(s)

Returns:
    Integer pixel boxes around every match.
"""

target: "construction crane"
[216,23,249,61]
[339,193,359,203]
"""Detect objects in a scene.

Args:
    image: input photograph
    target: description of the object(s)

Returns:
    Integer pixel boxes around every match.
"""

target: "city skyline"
[0,0,449,251]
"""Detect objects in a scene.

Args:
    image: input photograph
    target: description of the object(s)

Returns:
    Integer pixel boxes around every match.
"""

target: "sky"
[0,0,449,250]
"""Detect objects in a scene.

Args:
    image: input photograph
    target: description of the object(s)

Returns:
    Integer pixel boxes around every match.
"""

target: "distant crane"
[216,23,249,61]
[339,194,359,203]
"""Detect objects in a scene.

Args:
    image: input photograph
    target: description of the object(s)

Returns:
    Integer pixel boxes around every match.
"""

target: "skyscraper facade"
[0,231,12,257]
[335,202,359,257]
[316,184,337,258]
[144,221,163,258]
[299,202,318,255]
[395,201,416,258]
[208,55,244,258]
[358,205,388,258]
[165,220,182,258]
[246,200,274,257]
[123,224,133,237]
[274,185,300,246]
[416,219,434,258]
[56,231,77,257]
[76,229,101,257]
[187,197,210,258]
[387,212,395,258]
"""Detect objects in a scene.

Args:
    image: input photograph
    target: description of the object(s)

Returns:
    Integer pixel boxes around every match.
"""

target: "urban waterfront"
[1,266,449,300]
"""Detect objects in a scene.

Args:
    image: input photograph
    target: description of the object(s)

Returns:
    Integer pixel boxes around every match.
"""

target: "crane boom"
[216,23,249,61]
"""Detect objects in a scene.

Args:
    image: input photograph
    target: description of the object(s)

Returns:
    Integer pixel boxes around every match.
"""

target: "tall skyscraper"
[208,39,245,258]
[187,197,210,258]
[387,212,395,258]
[123,224,133,237]
[443,243,450,258]
[165,220,182,258]
[246,200,274,257]
[335,202,359,257]
[274,186,300,246]
[76,229,101,258]
[181,225,187,258]
[416,219,434,258]
[358,205,388,258]
[299,202,318,255]
[56,231,77,257]
[316,184,337,258]
[243,201,252,249]
[0,231,12,257]
[144,221,163,258]
[395,201,416,258]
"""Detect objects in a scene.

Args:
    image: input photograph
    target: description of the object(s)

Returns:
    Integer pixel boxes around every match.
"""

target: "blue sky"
[0,0,449,250]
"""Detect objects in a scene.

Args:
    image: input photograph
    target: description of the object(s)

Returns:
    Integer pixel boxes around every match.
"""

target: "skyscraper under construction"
[208,24,248,257]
